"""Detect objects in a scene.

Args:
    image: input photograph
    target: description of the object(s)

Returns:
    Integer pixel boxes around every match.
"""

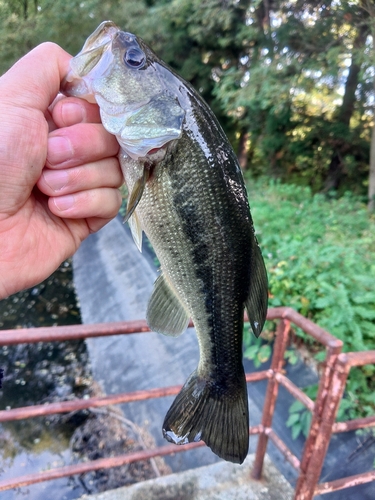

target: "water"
[0,260,88,499]
[0,258,160,499]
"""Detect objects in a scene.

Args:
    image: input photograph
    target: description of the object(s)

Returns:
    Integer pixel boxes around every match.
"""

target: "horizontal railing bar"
[339,350,375,368]
[275,373,315,412]
[0,308,341,349]
[246,370,273,383]
[265,428,301,471]
[315,469,375,495]
[0,441,203,492]
[0,319,154,346]
[0,426,263,492]
[0,371,271,422]
[266,307,342,350]
[332,415,375,433]
[0,385,182,422]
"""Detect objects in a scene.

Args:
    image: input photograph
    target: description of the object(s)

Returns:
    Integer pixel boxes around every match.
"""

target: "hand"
[0,43,123,299]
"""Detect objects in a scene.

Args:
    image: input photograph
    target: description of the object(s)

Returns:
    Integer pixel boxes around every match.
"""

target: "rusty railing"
[0,306,374,499]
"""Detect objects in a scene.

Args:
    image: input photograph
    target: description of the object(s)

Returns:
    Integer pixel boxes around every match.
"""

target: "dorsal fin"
[245,242,268,337]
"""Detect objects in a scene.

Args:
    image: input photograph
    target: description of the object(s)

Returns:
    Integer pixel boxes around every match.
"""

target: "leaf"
[315,297,332,309]
[301,410,312,437]
[353,306,375,320]
[314,351,326,362]
[291,422,302,440]
[244,345,259,360]
[289,400,305,413]
[286,413,301,427]
[257,344,272,363]
[284,349,298,365]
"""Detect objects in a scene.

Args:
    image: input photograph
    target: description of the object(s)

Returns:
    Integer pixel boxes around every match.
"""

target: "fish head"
[61,20,185,159]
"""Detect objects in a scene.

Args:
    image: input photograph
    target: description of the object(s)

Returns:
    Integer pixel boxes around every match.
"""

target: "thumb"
[0,43,72,216]
[0,42,72,110]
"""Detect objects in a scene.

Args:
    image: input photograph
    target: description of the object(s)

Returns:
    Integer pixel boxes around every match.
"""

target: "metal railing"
[0,307,374,499]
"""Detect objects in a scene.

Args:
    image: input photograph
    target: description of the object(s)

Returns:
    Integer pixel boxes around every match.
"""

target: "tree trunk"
[237,129,249,170]
[324,24,368,192]
[362,1,375,211]
[369,110,375,211]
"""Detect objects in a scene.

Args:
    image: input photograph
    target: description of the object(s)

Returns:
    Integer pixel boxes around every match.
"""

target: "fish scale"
[61,20,268,464]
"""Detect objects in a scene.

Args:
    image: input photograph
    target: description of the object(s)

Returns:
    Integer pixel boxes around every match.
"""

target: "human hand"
[0,43,123,299]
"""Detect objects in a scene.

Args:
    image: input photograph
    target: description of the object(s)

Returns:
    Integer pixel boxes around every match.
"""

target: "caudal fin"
[162,370,249,464]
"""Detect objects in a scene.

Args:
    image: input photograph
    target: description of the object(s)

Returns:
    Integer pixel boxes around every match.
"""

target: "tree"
[214,1,373,194]
[1,0,373,197]
[324,9,370,192]
[361,0,375,211]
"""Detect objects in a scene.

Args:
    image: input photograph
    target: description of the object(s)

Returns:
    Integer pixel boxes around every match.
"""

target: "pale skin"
[0,42,123,300]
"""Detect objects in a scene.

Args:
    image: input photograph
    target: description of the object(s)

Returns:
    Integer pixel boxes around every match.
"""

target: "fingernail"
[61,102,85,124]
[43,170,69,191]
[47,136,73,165]
[53,195,74,211]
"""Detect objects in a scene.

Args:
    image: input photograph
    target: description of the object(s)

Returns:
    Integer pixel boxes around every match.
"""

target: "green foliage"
[250,179,375,352]
[0,0,373,194]
[0,0,148,75]
[243,179,375,434]
[243,325,273,368]
[212,0,373,194]
[286,386,316,439]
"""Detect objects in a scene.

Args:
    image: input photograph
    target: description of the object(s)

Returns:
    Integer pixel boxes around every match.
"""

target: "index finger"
[51,97,102,128]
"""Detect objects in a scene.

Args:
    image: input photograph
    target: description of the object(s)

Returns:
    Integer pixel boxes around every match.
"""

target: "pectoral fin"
[245,242,268,337]
[128,211,143,252]
[147,274,190,337]
[123,167,149,224]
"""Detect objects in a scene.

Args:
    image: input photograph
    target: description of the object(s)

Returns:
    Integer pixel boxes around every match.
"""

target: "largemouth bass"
[62,21,268,464]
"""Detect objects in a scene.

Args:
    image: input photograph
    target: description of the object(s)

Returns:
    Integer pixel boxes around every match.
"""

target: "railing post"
[294,353,350,500]
[251,318,290,479]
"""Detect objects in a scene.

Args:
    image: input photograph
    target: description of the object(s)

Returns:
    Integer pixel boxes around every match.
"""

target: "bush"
[245,178,375,428]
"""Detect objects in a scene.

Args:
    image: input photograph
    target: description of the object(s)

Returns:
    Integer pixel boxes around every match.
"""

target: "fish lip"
[60,39,114,100]
[60,70,92,99]
[60,21,120,98]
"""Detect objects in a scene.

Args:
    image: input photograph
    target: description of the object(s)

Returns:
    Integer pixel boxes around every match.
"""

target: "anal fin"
[146,274,190,337]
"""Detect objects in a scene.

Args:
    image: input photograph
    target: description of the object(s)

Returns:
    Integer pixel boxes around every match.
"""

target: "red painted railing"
[0,307,374,499]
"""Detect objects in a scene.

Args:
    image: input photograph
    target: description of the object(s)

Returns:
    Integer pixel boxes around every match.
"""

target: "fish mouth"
[60,72,96,102]
[60,20,120,100]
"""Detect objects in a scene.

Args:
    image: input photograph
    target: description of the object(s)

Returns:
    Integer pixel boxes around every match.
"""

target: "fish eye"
[124,48,145,69]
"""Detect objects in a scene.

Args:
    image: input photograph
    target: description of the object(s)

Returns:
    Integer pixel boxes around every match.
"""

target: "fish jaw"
[61,43,115,103]
[61,21,119,102]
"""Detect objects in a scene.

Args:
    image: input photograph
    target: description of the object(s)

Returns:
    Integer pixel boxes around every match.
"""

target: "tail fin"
[162,370,249,464]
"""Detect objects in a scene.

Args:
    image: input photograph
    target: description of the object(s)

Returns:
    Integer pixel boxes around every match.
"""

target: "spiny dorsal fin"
[146,273,190,337]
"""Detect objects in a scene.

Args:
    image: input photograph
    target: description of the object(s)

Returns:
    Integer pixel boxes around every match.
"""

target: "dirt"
[70,383,171,495]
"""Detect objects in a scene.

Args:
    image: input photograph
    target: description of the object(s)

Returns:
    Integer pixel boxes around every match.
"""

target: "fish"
[62,20,268,464]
